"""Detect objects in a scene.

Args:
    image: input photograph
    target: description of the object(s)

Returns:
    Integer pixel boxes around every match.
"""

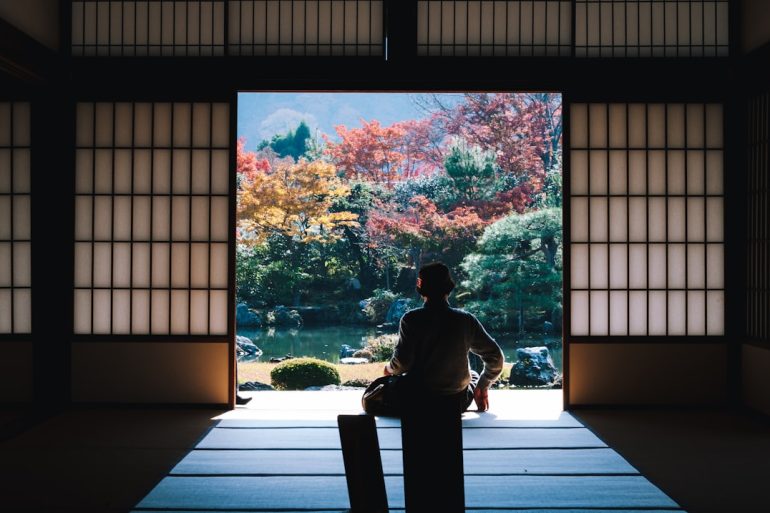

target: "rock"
[508,346,560,387]
[348,277,361,290]
[340,357,369,365]
[267,306,303,327]
[292,305,341,325]
[339,344,357,358]
[352,348,373,361]
[385,298,414,324]
[342,378,372,388]
[236,303,262,328]
[543,321,554,334]
[376,322,398,333]
[236,335,262,357]
[238,381,274,391]
[269,354,295,363]
[305,385,366,391]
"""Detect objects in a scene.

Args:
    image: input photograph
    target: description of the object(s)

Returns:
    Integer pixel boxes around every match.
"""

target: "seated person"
[384,262,505,412]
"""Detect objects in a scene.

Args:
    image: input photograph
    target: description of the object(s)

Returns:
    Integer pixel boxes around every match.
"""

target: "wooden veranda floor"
[132,390,682,512]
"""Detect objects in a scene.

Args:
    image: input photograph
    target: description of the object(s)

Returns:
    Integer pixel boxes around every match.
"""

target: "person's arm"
[469,314,505,390]
[385,314,415,375]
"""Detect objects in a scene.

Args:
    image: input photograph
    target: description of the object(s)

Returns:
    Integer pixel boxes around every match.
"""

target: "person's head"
[416,262,455,301]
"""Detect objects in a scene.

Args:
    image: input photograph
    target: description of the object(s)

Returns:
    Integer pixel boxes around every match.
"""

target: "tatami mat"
[132,391,682,512]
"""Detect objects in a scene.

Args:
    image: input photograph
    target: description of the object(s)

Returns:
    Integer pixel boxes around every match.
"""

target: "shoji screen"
[72,102,231,405]
[71,1,227,56]
[0,102,33,402]
[0,103,31,335]
[574,0,729,57]
[417,1,572,56]
[229,0,384,56]
[568,102,727,405]
[744,92,770,415]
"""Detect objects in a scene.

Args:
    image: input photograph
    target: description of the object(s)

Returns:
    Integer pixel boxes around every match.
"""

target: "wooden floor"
[132,391,683,512]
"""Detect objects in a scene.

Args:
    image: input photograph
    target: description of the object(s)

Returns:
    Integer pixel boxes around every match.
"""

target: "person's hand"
[383,364,392,376]
[473,386,489,412]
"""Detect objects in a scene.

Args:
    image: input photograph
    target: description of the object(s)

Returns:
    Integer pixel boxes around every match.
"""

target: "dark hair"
[416,262,455,299]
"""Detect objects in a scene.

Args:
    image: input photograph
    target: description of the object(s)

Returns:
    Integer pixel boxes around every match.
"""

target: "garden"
[236,92,563,391]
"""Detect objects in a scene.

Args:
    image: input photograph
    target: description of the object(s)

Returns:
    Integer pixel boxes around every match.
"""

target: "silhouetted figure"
[386,262,505,513]
[384,262,505,412]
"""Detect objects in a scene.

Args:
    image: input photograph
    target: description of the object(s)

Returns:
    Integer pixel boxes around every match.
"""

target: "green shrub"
[270,358,341,390]
[365,334,398,362]
[363,289,399,324]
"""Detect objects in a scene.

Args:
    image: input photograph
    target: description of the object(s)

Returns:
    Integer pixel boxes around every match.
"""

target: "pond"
[237,325,562,371]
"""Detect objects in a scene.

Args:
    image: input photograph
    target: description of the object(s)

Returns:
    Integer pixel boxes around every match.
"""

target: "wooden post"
[401,393,465,513]
[338,414,389,513]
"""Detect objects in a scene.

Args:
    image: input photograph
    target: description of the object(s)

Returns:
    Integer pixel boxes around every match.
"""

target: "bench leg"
[401,397,465,513]
[338,414,389,513]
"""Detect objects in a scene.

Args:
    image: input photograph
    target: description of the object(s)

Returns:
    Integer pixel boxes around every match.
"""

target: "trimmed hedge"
[270,357,341,390]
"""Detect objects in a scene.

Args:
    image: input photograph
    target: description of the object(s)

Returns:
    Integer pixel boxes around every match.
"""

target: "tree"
[461,208,562,334]
[434,93,563,211]
[237,158,359,244]
[258,121,312,161]
[237,137,271,183]
[324,119,444,186]
[324,120,407,186]
[443,140,499,202]
[366,195,490,277]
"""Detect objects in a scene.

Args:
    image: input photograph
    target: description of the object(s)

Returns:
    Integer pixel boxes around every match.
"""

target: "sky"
[237,92,463,151]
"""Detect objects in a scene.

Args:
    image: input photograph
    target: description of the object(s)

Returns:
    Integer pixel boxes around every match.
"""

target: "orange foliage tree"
[366,195,489,269]
[237,142,358,244]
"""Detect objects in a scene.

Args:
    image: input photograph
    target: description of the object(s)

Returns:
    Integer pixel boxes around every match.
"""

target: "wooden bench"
[337,414,389,513]
[338,394,465,513]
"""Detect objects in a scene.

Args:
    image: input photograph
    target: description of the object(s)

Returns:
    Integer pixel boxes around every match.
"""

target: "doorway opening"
[234,92,563,400]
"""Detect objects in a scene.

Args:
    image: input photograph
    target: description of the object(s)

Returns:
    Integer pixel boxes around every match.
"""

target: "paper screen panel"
[74,102,231,335]
[570,102,724,336]
[417,1,571,56]
[0,103,31,334]
[575,1,729,57]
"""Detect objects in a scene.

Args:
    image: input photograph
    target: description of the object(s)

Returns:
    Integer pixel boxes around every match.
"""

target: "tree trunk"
[343,226,372,290]
[542,236,557,270]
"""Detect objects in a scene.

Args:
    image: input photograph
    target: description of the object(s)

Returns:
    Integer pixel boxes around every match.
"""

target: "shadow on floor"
[0,408,223,513]
[574,408,770,513]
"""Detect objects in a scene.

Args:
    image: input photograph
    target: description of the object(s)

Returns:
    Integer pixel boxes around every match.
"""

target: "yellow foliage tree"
[237,159,359,244]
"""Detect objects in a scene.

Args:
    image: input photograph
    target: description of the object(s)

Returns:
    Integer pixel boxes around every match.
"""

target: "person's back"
[384,262,505,411]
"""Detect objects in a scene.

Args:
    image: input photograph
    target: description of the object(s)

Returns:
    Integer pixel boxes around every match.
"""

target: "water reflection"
[237,325,562,371]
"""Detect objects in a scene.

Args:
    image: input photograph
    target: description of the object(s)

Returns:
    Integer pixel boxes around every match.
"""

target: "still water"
[237,325,562,371]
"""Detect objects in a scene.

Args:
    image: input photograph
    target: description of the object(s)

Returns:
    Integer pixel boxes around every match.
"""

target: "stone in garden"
[305,384,367,391]
[238,381,274,391]
[385,298,413,324]
[339,344,357,358]
[340,357,369,365]
[236,303,262,327]
[236,335,262,356]
[267,306,303,327]
[352,348,373,361]
[508,346,560,387]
